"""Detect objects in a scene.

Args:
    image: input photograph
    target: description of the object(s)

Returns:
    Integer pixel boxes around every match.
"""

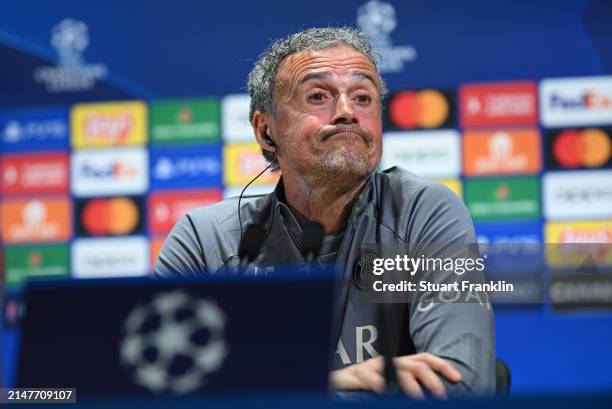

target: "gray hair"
[247,27,387,168]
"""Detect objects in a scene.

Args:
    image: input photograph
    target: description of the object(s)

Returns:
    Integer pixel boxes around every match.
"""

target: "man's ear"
[252,111,276,153]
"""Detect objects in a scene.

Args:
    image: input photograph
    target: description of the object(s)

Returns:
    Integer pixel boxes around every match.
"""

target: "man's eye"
[308,92,327,103]
[356,94,372,104]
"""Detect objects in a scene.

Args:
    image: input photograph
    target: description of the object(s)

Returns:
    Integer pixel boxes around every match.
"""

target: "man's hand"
[329,353,463,399]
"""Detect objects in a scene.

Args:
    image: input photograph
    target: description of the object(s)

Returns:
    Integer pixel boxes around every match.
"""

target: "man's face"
[270,45,383,185]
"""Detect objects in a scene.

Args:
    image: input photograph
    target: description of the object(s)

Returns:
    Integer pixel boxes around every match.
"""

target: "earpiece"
[263,133,275,147]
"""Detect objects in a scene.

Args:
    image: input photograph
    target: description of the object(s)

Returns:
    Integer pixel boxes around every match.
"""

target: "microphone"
[238,224,266,268]
[301,221,324,263]
[379,304,400,394]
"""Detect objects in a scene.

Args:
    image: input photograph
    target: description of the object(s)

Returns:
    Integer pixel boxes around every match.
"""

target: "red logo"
[148,189,222,234]
[551,128,611,168]
[1,152,69,195]
[459,81,537,127]
[388,89,451,129]
[78,197,142,236]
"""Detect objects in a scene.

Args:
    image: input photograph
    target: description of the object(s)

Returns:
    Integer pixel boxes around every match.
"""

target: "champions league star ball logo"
[33,18,107,92]
[120,291,229,394]
[357,0,396,47]
[356,0,417,73]
[51,19,89,66]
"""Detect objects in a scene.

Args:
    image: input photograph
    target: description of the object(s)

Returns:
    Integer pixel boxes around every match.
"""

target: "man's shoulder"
[155,192,273,277]
[186,196,238,223]
[184,193,270,230]
[373,166,475,244]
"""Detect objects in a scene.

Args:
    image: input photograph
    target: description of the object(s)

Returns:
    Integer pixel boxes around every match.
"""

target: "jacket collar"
[262,172,376,229]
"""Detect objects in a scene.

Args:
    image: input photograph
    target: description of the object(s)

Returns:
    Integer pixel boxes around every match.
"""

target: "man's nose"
[331,94,358,125]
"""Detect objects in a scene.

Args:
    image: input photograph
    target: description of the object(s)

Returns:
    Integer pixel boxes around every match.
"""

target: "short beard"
[315,124,377,181]
[276,124,380,194]
[321,145,372,176]
[312,144,376,194]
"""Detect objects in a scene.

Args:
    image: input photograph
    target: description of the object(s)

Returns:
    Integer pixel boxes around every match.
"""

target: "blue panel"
[149,145,223,189]
[496,310,612,394]
[475,221,544,244]
[0,107,68,151]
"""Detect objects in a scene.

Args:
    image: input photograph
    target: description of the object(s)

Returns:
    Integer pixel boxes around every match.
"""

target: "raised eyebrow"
[298,72,332,86]
[298,71,378,88]
[351,72,378,88]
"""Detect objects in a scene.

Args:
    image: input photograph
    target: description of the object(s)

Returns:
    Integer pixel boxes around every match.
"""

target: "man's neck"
[281,173,370,234]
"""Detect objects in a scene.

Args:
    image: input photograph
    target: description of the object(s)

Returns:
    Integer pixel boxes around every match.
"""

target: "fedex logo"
[80,161,138,178]
[549,90,611,111]
[71,148,148,197]
[550,89,612,109]
[540,76,612,127]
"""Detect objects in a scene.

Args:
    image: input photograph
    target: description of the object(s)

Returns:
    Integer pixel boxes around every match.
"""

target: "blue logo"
[150,145,222,189]
[0,107,69,151]
[475,221,543,245]
[475,221,544,274]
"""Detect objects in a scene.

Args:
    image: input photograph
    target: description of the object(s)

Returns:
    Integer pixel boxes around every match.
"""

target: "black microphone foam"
[238,224,266,263]
[302,221,324,262]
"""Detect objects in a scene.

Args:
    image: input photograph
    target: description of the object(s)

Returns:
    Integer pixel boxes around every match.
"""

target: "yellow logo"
[545,220,612,267]
[71,101,147,148]
[223,143,280,186]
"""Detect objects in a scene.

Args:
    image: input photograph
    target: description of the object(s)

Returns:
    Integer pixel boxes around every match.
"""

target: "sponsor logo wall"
[381,130,460,178]
[545,128,611,170]
[465,177,541,221]
[75,196,144,237]
[385,89,454,130]
[543,170,612,220]
[1,76,612,302]
[71,101,147,148]
[462,128,541,176]
[1,152,69,195]
[150,146,222,189]
[150,98,219,144]
[71,236,149,278]
[459,81,538,127]
[71,147,148,197]
[1,97,225,288]
[0,107,69,152]
[4,244,69,289]
[539,76,612,128]
[148,190,222,234]
[1,198,72,243]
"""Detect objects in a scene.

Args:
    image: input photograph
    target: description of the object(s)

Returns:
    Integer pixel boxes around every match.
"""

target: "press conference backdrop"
[1,0,612,395]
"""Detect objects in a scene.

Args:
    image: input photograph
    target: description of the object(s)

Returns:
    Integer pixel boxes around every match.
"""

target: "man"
[155,27,495,398]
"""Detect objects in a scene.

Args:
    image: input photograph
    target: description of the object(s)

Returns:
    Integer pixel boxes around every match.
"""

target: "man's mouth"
[320,128,372,145]
[328,131,361,139]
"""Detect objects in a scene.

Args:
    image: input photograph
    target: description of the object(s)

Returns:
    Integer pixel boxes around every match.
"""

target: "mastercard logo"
[81,197,140,236]
[552,128,611,168]
[388,90,450,129]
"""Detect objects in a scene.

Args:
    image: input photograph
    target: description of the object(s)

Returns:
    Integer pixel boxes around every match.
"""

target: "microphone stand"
[237,224,265,271]
[378,302,400,395]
